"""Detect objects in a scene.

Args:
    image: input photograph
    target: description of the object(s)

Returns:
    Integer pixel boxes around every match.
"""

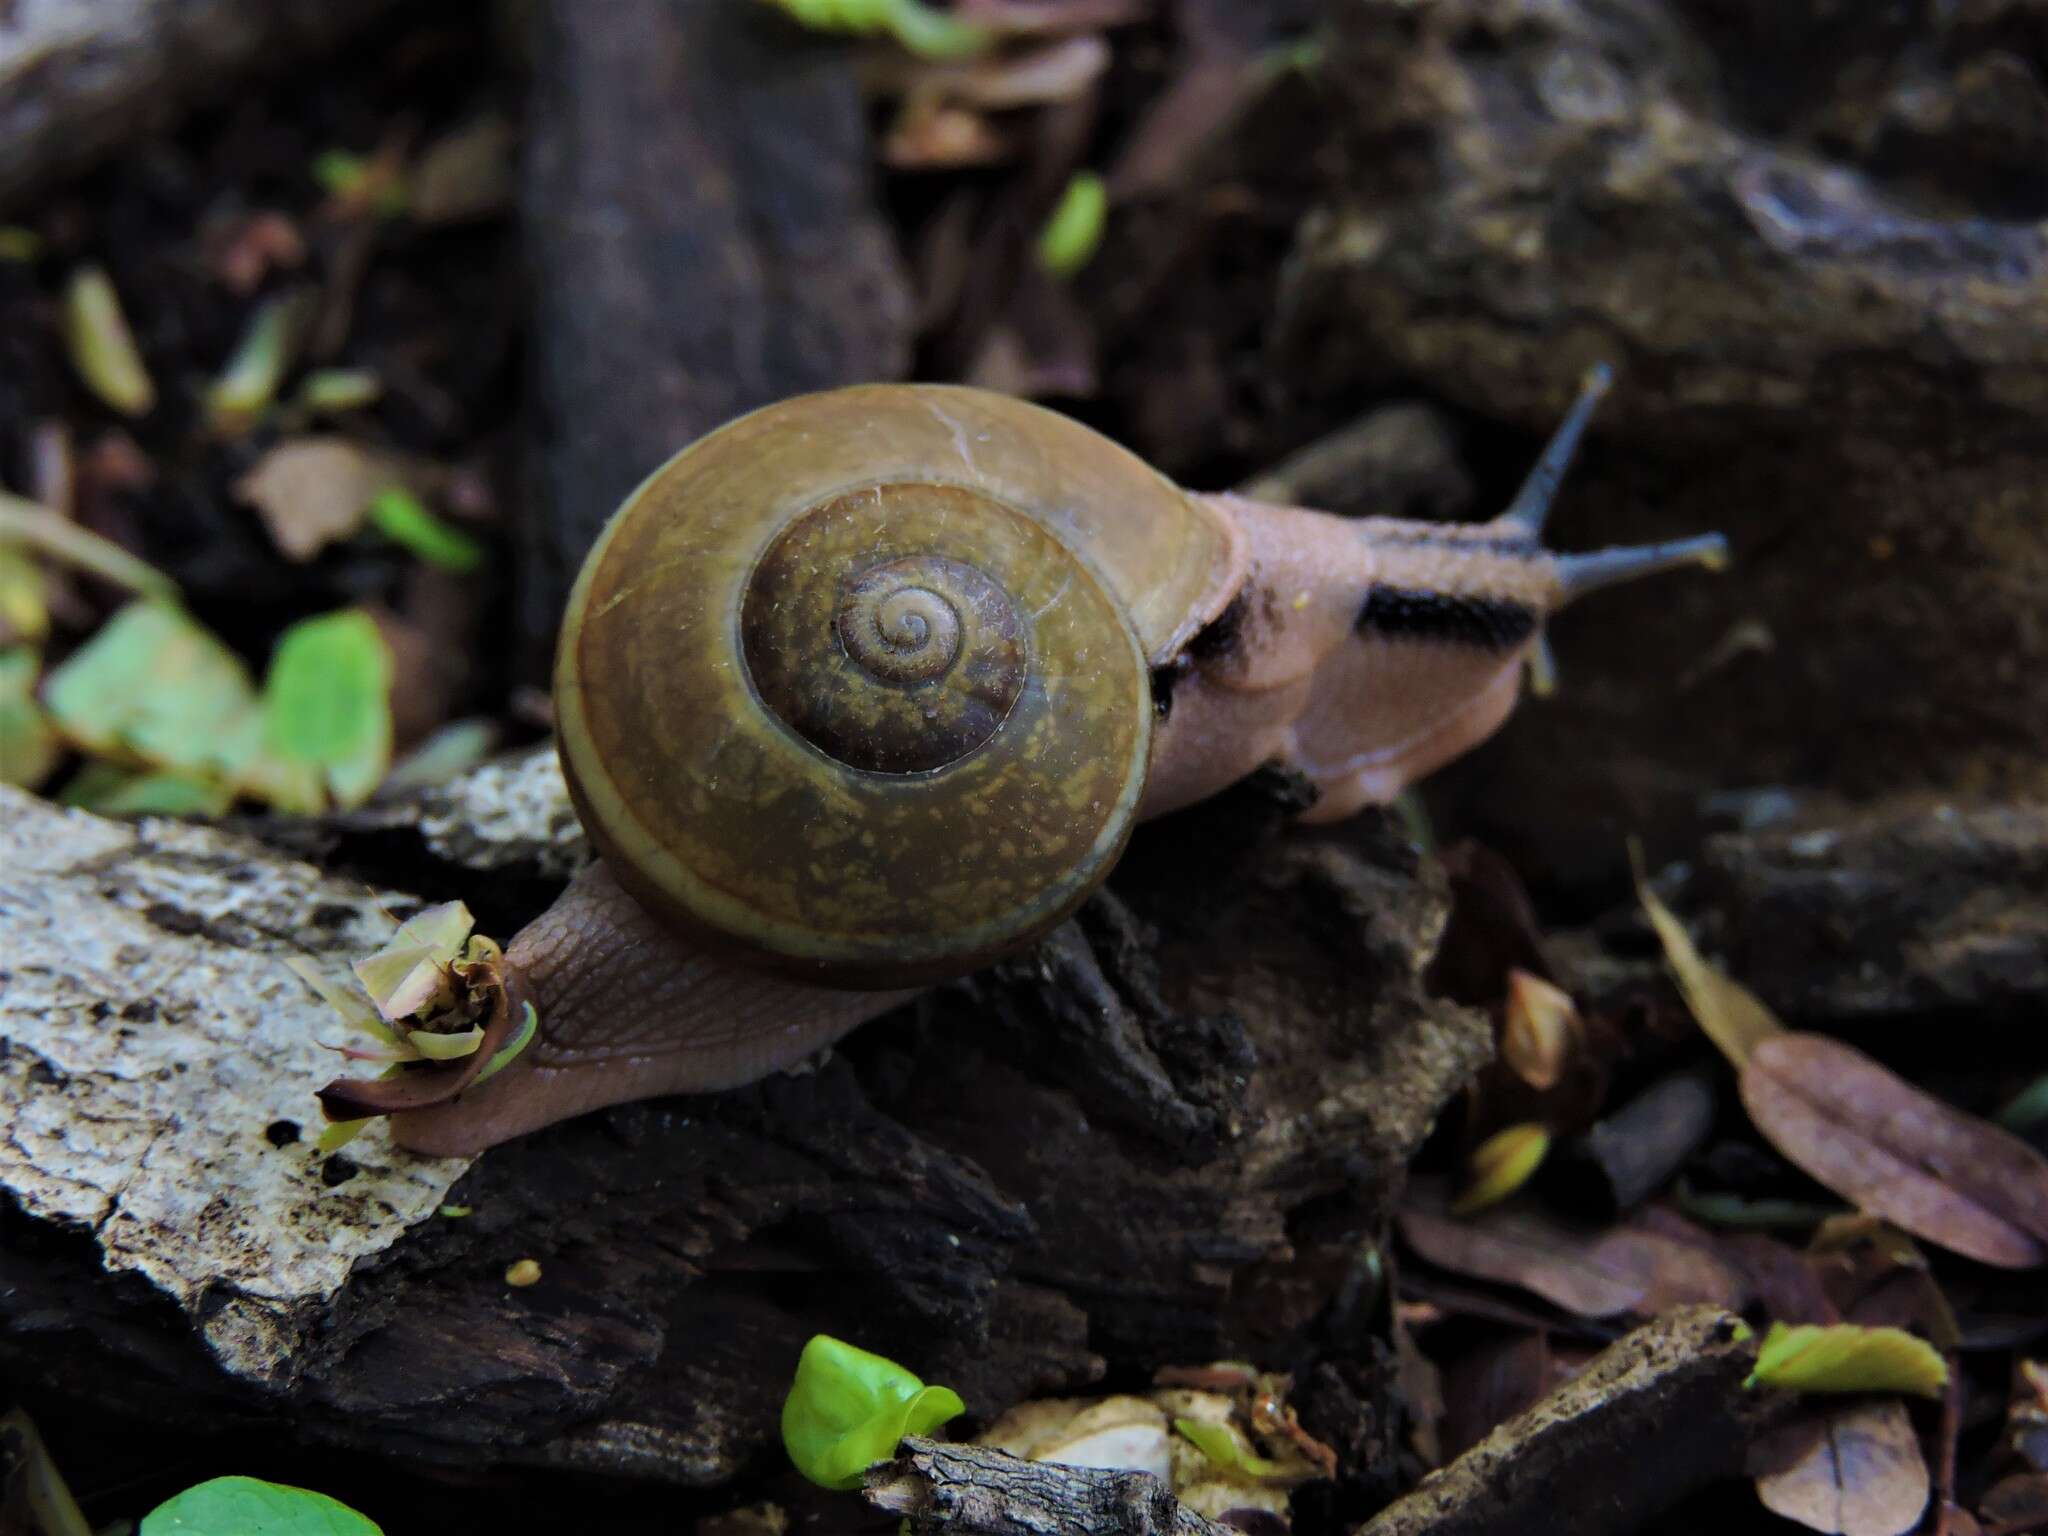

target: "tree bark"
[0,767,1488,1485]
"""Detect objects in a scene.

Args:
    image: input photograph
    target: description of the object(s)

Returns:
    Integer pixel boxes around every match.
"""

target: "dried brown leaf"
[1440,1331,1573,1460]
[1979,1472,2048,1536]
[1398,1199,1747,1321]
[232,438,377,560]
[409,115,517,226]
[1753,1400,1931,1536]
[1501,969,1577,1090]
[1741,1034,2048,1269]
[1633,843,1784,1068]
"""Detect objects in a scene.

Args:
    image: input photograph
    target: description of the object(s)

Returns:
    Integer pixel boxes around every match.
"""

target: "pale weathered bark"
[0,765,1490,1485]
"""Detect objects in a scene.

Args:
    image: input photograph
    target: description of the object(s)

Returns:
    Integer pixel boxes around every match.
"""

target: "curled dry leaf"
[232,438,380,560]
[1633,842,1784,1068]
[1753,1399,1931,1536]
[1740,1033,2048,1269]
[1502,969,1577,1090]
[1398,1196,1747,1320]
[1979,1472,2048,1535]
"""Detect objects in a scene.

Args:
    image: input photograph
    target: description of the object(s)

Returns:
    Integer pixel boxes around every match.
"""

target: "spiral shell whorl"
[741,486,1029,775]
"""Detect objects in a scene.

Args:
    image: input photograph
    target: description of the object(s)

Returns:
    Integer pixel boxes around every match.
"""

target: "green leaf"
[141,1476,381,1535]
[61,264,155,417]
[43,601,255,780]
[405,1025,485,1060]
[1,490,176,601]
[60,762,233,816]
[206,289,317,437]
[1174,1417,1286,1479]
[1744,1322,1948,1398]
[472,1002,540,1085]
[366,487,484,573]
[297,368,383,415]
[0,647,60,788]
[764,0,991,59]
[1036,171,1108,279]
[285,956,398,1044]
[782,1334,966,1490]
[260,609,394,809]
[316,1118,371,1154]
[1451,1122,1551,1216]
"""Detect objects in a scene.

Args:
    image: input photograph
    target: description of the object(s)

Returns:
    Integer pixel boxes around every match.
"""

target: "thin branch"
[866,1437,1237,1536]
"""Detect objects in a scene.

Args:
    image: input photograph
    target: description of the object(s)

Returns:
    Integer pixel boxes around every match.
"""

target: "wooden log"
[863,1310,1783,1536]
[0,0,403,211]
[0,767,1490,1485]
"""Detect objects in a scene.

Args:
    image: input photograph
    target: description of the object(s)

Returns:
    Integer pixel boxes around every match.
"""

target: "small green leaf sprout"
[782,1334,966,1489]
[1450,1121,1551,1216]
[206,288,317,437]
[366,486,486,573]
[1036,171,1108,279]
[1174,1417,1287,1480]
[140,1475,381,1535]
[60,264,156,417]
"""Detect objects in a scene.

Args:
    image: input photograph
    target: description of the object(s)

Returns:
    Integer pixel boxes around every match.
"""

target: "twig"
[867,1437,1237,1536]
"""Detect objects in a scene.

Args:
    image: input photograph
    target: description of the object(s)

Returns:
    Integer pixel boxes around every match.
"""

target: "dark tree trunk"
[517,0,914,672]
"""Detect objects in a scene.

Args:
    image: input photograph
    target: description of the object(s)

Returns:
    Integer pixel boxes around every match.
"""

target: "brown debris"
[1357,1308,1782,1536]
[1752,1400,1931,1536]
[1741,1034,2048,1269]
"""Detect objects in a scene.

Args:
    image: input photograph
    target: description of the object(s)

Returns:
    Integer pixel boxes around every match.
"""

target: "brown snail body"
[321,373,1727,1154]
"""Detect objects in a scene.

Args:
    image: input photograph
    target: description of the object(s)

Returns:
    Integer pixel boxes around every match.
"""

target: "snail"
[319,370,1726,1156]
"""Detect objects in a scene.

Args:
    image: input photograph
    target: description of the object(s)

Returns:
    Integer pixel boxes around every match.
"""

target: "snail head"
[1148,366,1730,823]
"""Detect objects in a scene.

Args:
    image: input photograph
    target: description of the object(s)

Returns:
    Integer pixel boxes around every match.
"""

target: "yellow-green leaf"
[1174,1417,1286,1480]
[206,288,317,436]
[61,265,155,416]
[0,491,176,600]
[1631,839,1783,1068]
[1744,1322,1948,1398]
[60,762,233,817]
[472,1002,539,1085]
[297,368,383,415]
[365,487,484,573]
[1451,1122,1552,1216]
[1037,172,1108,279]
[764,0,991,59]
[285,956,398,1045]
[405,1026,486,1060]
[0,647,59,788]
[316,1118,371,1154]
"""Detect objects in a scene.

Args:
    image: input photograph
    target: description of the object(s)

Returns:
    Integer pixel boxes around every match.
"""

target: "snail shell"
[554,384,1245,987]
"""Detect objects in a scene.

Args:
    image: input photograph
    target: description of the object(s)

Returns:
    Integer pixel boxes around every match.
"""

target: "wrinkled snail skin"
[367,375,1728,1157]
